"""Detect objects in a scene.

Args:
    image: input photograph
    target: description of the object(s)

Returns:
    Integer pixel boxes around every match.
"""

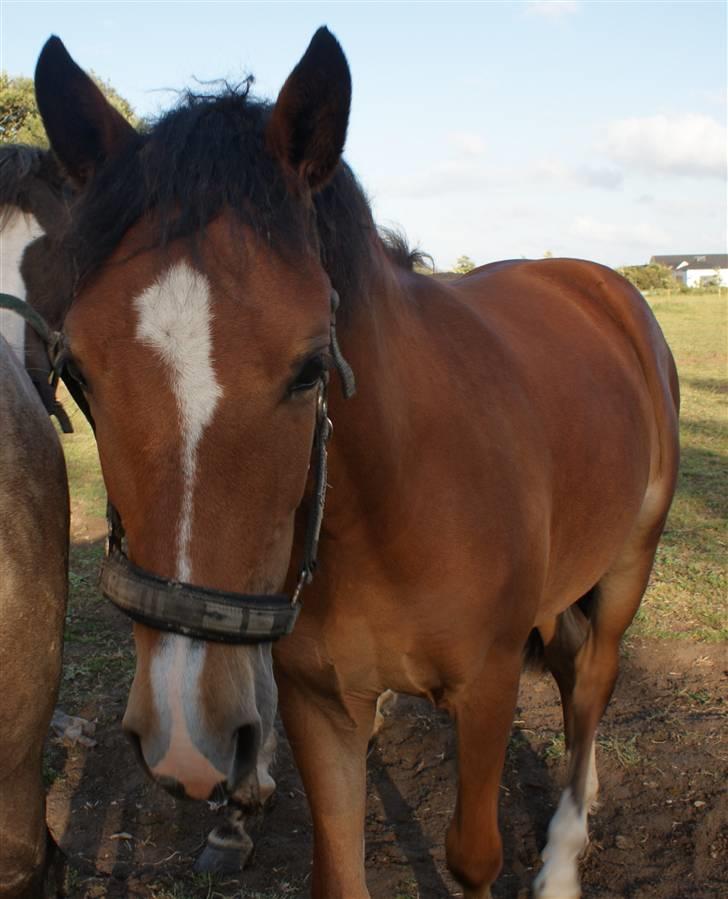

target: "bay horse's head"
[34,29,357,802]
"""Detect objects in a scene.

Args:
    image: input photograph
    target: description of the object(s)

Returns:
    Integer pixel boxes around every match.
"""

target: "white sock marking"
[0,210,43,364]
[134,260,223,582]
[533,787,587,899]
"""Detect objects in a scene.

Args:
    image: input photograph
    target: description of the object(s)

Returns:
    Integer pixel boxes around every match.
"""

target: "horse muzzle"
[125,718,262,802]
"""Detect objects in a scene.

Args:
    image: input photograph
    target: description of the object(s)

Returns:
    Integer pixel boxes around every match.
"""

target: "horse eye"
[290,355,326,394]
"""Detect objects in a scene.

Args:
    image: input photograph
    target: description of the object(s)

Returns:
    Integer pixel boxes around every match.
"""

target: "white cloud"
[576,163,624,190]
[526,1,580,17]
[383,154,624,199]
[603,114,727,179]
[571,215,670,247]
[531,159,623,190]
[448,131,488,156]
[700,87,728,107]
[382,159,492,198]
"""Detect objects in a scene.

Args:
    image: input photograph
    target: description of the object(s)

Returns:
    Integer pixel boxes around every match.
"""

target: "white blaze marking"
[135,262,223,786]
[0,210,44,364]
[533,787,587,899]
[134,260,223,582]
[149,634,225,799]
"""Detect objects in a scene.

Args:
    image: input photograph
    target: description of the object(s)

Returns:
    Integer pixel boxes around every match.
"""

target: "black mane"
[65,84,388,309]
[0,144,69,233]
[380,227,433,272]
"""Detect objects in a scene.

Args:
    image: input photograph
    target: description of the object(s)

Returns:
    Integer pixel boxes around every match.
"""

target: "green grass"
[597,734,642,768]
[52,393,131,712]
[632,293,727,641]
[58,294,726,645]
[543,733,566,761]
[56,390,105,520]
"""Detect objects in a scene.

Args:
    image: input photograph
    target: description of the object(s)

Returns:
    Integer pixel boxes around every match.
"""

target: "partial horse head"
[0,144,71,403]
[34,30,364,802]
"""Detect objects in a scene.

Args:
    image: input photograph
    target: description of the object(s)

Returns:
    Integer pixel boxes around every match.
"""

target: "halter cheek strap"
[0,290,75,432]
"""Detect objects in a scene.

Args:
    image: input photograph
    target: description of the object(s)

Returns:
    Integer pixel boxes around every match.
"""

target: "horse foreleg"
[446,646,523,899]
[534,551,657,899]
[0,754,66,898]
[277,671,376,899]
[194,728,277,874]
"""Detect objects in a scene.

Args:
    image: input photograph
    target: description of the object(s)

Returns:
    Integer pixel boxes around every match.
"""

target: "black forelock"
[65,82,380,311]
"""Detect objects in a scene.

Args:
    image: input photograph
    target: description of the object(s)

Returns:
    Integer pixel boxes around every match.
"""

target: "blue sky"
[2,0,726,269]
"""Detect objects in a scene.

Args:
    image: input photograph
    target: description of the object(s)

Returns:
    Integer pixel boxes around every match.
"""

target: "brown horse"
[0,148,69,896]
[0,339,69,899]
[0,335,69,899]
[33,29,679,898]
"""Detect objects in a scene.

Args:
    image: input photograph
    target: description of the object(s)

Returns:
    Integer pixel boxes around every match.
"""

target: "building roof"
[651,254,728,270]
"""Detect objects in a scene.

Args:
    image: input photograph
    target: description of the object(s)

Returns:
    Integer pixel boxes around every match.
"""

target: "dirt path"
[47,537,727,899]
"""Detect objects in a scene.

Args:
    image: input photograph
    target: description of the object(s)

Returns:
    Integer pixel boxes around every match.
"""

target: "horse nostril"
[231,722,261,787]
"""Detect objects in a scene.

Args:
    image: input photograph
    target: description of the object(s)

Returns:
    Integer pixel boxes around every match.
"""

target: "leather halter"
[0,288,356,644]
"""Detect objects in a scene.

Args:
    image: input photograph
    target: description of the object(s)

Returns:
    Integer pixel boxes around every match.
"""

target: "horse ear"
[34,36,137,184]
[267,27,351,191]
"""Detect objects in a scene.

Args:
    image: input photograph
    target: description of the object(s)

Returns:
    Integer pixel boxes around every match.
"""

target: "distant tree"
[0,74,46,145]
[453,254,476,274]
[0,72,140,146]
[543,250,554,258]
[617,263,677,292]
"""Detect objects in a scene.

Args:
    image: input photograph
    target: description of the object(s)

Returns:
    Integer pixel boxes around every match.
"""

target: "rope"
[0,291,57,348]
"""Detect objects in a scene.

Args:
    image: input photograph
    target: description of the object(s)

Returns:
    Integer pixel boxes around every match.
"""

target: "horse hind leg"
[541,598,600,807]
[534,545,662,899]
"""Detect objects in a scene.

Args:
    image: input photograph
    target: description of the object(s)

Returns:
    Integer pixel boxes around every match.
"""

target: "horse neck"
[325,256,422,522]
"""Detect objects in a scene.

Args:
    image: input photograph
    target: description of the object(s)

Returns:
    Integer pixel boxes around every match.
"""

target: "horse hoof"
[193,837,253,875]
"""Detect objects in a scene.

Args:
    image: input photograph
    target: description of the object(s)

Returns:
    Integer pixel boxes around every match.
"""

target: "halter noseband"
[1,288,355,644]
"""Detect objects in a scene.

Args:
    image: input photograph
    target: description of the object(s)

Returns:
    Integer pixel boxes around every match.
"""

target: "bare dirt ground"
[46,533,727,899]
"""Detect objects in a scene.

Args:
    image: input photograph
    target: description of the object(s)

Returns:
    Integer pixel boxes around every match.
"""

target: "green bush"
[617,263,679,292]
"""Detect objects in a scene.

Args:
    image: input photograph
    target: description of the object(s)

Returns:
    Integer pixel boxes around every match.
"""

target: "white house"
[651,254,728,288]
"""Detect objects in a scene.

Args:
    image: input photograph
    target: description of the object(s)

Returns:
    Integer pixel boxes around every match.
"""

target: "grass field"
[635,292,727,640]
[59,291,727,643]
